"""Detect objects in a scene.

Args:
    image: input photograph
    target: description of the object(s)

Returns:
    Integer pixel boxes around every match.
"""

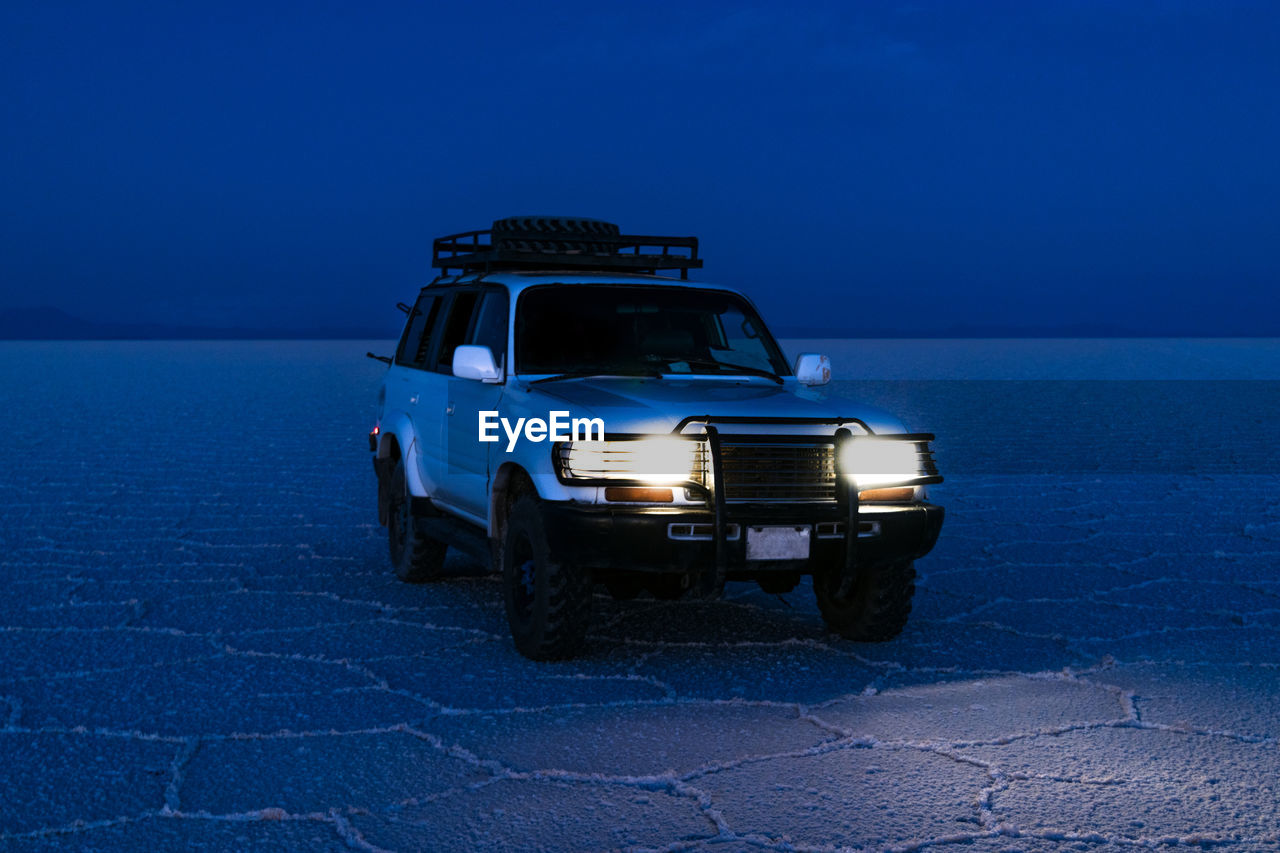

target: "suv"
[369,217,943,660]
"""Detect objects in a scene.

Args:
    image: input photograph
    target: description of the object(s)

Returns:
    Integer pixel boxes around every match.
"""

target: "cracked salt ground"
[3,340,1280,851]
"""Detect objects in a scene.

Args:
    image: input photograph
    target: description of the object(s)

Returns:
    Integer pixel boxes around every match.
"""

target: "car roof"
[421,271,744,299]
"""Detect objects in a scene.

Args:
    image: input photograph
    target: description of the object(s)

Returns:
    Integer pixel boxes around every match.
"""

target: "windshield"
[515,284,791,378]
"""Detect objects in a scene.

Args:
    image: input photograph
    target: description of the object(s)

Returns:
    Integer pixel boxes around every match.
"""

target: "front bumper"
[542,419,942,585]
[539,500,944,577]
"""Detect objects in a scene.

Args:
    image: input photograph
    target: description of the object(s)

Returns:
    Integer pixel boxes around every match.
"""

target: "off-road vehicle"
[369,216,943,659]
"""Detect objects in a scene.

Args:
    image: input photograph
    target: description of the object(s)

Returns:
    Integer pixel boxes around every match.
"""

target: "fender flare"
[376,410,430,498]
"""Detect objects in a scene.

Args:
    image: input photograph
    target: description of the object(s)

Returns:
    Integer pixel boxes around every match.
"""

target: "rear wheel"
[814,560,915,641]
[501,495,592,660]
[386,460,447,583]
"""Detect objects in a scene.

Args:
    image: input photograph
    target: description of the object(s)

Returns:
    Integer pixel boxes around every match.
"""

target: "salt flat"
[1,339,1277,851]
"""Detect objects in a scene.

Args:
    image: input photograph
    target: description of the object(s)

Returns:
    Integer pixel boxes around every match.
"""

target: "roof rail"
[432,216,703,280]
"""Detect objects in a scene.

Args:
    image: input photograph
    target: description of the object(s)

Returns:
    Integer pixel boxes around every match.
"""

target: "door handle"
[446,402,456,416]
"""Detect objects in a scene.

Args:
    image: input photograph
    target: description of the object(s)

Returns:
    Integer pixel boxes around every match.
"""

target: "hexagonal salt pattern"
[3,341,1278,851]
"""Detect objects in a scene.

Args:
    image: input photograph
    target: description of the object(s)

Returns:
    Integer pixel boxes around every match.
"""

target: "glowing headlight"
[839,437,923,488]
[558,438,703,485]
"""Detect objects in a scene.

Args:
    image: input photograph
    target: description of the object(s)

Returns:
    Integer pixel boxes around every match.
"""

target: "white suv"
[370,217,943,659]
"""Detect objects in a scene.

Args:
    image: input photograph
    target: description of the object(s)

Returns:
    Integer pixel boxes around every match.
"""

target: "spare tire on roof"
[491,216,621,255]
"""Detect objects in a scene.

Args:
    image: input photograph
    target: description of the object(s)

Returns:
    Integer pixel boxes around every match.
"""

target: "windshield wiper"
[673,359,784,385]
[528,367,664,385]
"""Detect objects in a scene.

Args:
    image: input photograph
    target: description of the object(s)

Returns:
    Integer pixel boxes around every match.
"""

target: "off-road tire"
[813,560,915,641]
[491,216,620,255]
[386,460,447,583]
[501,495,592,660]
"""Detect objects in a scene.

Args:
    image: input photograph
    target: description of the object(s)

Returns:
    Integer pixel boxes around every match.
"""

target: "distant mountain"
[0,307,393,340]
[3,306,1271,341]
[774,322,1140,338]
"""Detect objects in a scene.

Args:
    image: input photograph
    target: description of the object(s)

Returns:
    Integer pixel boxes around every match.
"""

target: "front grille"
[716,442,837,503]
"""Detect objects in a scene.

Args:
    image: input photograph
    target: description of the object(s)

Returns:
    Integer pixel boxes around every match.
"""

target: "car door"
[388,290,447,494]
[442,287,508,518]
[405,287,474,502]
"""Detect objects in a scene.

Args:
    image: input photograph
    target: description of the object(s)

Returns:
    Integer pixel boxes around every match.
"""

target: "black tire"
[386,460,447,583]
[813,560,916,641]
[491,216,620,255]
[501,494,592,660]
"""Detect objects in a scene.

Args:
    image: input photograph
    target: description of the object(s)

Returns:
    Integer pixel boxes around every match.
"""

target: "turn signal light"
[858,487,915,502]
[604,487,673,503]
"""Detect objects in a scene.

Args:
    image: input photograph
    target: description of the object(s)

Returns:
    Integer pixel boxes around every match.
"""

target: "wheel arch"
[489,461,536,538]
[376,411,428,497]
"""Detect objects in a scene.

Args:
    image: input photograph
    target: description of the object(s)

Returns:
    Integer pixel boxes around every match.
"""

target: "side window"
[468,290,509,368]
[395,293,442,369]
[433,291,480,373]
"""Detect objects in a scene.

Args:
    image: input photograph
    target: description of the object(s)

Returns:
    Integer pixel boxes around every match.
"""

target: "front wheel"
[501,495,592,660]
[386,460,447,583]
[813,560,916,641]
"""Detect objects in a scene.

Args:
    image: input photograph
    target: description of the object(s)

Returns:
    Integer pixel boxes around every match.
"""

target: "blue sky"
[3,1,1278,334]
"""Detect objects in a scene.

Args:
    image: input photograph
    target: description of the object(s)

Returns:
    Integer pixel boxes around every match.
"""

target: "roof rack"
[432,216,703,280]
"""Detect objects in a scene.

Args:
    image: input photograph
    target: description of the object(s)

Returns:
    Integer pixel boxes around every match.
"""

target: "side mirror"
[794,353,831,386]
[452,345,502,383]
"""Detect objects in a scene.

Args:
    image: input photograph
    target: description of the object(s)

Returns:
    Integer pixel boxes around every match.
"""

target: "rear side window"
[468,290,509,367]
[433,291,480,373]
[395,294,443,369]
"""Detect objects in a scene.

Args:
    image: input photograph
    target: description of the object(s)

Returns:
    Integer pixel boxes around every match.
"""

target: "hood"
[515,376,907,435]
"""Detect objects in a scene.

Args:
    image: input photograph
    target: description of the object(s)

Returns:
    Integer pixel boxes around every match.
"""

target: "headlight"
[557,438,703,485]
[839,437,927,488]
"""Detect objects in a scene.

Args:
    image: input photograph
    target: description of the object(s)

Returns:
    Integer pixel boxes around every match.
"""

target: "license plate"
[746,525,811,560]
